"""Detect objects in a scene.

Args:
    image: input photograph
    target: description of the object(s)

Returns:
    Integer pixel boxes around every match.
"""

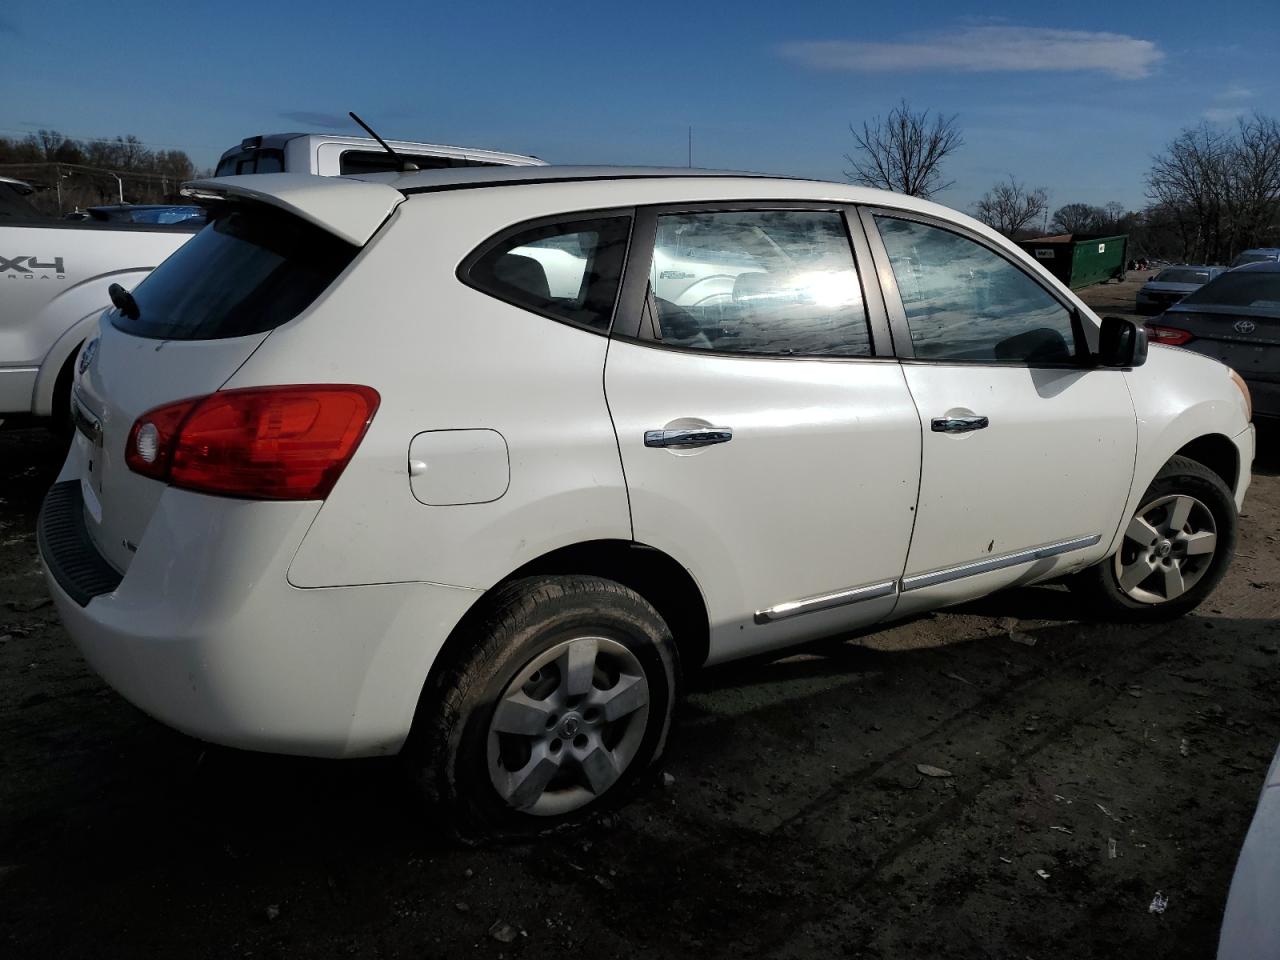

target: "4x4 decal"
[2,255,67,278]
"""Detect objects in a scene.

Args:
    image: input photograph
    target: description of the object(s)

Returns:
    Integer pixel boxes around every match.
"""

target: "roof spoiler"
[181,173,404,245]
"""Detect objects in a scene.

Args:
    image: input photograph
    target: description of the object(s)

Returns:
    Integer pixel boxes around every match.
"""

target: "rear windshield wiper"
[108,282,140,320]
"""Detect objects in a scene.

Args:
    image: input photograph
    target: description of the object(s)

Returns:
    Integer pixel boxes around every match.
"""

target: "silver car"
[1137,265,1225,315]
[1218,742,1280,958]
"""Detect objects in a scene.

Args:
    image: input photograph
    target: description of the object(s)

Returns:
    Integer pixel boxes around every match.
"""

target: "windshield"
[1153,269,1211,284]
[112,202,356,340]
[1180,271,1280,310]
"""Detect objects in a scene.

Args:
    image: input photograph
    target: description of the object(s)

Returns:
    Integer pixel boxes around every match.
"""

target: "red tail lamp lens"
[126,385,380,500]
[1146,325,1194,346]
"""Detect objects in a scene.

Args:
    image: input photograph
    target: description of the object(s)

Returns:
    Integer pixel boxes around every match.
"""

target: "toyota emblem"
[77,338,99,375]
[1234,320,1257,335]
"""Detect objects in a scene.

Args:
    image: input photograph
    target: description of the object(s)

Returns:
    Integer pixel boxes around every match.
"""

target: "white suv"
[39,167,1255,838]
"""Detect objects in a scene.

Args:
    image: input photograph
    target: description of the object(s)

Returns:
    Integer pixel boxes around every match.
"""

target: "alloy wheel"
[1114,494,1218,604]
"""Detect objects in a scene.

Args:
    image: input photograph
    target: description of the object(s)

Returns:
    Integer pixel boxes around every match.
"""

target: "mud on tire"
[404,575,679,841]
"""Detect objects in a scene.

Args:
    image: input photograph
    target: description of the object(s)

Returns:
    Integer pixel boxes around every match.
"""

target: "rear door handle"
[644,427,733,448]
[931,415,989,434]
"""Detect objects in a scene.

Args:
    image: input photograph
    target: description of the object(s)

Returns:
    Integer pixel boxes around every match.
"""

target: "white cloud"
[1219,86,1253,101]
[1203,106,1246,123]
[780,26,1164,80]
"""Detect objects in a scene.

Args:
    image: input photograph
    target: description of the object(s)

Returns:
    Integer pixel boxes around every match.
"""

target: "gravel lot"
[2,292,1277,957]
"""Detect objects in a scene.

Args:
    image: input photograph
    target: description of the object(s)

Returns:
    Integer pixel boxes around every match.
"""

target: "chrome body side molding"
[754,534,1102,626]
[900,534,1102,592]
[754,579,897,625]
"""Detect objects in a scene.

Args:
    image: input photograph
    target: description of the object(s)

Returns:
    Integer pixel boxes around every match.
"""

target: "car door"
[605,203,922,663]
[859,208,1138,617]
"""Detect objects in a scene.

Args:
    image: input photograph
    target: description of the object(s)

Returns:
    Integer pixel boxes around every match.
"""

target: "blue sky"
[2,0,1277,214]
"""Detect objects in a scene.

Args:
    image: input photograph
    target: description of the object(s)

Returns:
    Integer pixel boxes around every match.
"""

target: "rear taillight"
[125,385,380,500]
[1146,324,1194,346]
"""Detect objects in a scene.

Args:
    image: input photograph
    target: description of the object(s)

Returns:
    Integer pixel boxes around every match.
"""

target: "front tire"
[406,575,679,841]
[1070,456,1237,622]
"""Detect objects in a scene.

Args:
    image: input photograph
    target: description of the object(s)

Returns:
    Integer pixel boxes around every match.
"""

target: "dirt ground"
[2,330,1278,958]
[1080,269,1160,321]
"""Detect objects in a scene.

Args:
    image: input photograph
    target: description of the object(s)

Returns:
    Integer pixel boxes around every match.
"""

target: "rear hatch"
[71,179,400,574]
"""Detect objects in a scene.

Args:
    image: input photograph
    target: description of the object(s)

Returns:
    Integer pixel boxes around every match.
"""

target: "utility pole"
[688,126,692,168]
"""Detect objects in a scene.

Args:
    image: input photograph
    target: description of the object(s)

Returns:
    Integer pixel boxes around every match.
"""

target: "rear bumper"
[39,476,481,758]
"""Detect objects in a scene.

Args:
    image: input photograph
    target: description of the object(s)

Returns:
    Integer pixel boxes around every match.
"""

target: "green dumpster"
[1017,233,1128,289]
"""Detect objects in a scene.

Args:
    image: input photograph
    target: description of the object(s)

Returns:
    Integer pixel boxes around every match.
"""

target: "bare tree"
[974,176,1049,237]
[844,100,963,199]
[1146,114,1280,262]
[1051,202,1098,234]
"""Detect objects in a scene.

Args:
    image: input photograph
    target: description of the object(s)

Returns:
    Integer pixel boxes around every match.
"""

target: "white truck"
[0,137,543,428]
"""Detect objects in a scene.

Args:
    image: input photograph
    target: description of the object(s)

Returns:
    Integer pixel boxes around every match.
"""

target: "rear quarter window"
[461,215,632,332]
[111,204,357,340]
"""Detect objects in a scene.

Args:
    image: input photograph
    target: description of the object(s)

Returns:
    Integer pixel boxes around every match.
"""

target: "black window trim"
[456,207,637,336]
[611,200,894,362]
[857,205,1095,368]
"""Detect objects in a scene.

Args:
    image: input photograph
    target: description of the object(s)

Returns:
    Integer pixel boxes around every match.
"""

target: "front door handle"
[644,427,733,448]
[931,415,989,434]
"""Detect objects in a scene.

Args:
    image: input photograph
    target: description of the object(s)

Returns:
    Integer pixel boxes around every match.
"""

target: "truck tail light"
[125,385,380,500]
[1146,324,1194,346]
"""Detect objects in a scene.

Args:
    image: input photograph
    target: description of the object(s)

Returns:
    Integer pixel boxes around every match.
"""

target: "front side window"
[649,210,870,356]
[464,216,631,332]
[875,216,1078,364]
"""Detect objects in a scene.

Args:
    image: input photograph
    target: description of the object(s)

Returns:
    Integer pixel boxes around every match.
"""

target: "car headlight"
[1229,368,1253,421]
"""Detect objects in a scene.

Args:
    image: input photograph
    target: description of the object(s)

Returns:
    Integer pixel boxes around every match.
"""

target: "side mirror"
[1097,315,1148,368]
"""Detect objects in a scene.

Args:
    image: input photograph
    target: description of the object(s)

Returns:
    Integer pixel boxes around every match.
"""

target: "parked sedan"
[1136,265,1225,314]
[1230,248,1280,268]
[1149,261,1280,419]
[39,167,1254,839]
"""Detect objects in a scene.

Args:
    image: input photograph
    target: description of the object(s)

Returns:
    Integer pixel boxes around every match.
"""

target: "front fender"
[1109,345,1253,554]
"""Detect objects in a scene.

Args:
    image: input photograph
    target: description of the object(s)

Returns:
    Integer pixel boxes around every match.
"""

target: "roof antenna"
[348,111,419,172]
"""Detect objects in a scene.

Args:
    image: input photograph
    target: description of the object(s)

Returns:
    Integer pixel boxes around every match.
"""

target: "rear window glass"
[111,204,357,340]
[1154,269,1210,284]
[1181,272,1280,309]
[338,151,500,175]
[463,216,632,332]
[214,149,285,177]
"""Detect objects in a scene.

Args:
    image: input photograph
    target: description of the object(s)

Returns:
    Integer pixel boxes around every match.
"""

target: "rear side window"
[112,204,357,340]
[649,209,870,357]
[463,216,632,332]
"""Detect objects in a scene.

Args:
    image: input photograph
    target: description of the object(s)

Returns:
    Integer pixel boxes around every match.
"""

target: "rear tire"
[49,349,79,441]
[405,575,679,841]
[1070,456,1237,622]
